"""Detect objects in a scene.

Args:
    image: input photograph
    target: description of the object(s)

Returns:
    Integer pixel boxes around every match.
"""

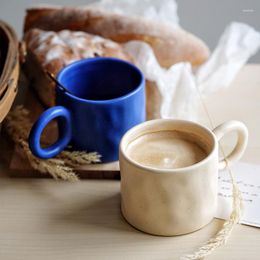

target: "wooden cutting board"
[0,73,120,179]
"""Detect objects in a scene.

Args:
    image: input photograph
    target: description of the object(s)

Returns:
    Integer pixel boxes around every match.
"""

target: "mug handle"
[29,106,72,159]
[212,120,248,171]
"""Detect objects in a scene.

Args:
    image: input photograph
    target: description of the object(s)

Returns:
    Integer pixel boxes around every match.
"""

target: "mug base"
[121,204,214,237]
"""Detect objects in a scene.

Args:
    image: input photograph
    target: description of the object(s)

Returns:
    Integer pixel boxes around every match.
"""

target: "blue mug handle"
[29,106,72,159]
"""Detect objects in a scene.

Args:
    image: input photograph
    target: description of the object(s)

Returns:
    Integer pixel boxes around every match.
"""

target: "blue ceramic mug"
[29,57,145,162]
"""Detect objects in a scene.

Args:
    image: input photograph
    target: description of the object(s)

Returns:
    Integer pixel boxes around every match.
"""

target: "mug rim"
[56,57,145,104]
[119,119,218,173]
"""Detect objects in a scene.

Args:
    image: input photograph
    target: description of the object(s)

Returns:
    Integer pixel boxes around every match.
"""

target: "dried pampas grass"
[4,105,101,181]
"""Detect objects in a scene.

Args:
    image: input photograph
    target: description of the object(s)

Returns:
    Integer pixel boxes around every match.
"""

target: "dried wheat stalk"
[4,105,101,181]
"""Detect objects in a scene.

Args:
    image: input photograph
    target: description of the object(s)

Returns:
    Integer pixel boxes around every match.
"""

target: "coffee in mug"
[126,130,208,169]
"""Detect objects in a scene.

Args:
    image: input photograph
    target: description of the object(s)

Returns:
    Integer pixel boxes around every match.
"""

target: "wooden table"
[0,65,259,260]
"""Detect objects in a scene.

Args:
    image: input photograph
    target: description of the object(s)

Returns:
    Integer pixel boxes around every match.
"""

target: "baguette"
[24,6,210,68]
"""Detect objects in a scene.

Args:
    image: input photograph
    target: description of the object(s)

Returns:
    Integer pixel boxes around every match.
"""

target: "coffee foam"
[126,130,208,170]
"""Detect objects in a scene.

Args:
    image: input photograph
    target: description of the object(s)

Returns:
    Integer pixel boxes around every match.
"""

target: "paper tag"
[215,162,260,228]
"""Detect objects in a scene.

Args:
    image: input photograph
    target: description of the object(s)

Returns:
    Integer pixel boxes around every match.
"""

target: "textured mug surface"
[29,57,145,162]
[119,119,248,236]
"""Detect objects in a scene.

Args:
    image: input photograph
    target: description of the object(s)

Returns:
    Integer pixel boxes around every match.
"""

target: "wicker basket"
[0,20,19,123]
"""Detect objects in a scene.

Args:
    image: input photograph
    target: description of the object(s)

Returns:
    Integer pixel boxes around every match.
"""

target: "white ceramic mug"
[119,119,248,236]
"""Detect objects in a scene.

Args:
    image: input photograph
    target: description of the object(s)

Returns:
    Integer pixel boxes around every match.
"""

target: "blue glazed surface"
[29,57,145,162]
[29,106,72,159]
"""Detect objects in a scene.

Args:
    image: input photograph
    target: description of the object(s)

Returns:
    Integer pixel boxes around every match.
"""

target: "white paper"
[215,162,260,228]
[197,22,260,95]
[126,23,260,120]
[91,0,179,26]
[124,42,199,120]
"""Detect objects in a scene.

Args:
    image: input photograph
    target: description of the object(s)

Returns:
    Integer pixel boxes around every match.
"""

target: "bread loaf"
[24,6,210,68]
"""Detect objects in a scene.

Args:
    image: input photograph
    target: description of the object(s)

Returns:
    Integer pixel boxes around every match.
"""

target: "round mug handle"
[213,120,248,171]
[29,106,72,159]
